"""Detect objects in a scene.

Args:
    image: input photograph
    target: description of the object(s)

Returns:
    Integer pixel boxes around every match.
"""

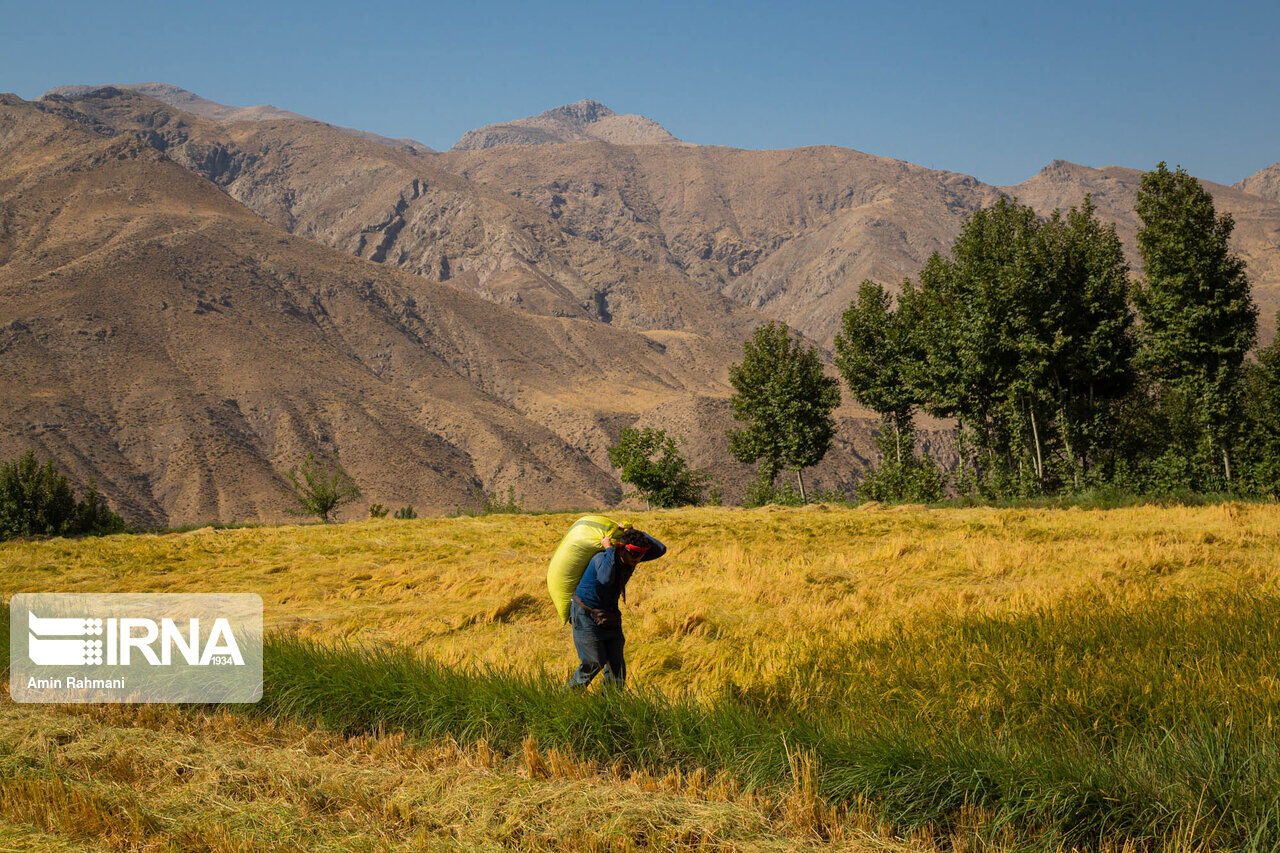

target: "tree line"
[614,163,1280,506]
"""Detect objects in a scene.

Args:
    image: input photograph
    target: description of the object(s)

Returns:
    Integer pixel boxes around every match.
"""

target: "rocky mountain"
[0,92,902,526]
[442,144,1280,346]
[1237,162,1280,204]
[452,99,683,150]
[4,84,1274,525]
[44,82,434,153]
[44,87,759,340]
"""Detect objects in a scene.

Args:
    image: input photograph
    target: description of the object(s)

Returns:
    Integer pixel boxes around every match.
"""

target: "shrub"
[393,505,417,520]
[857,429,946,503]
[281,453,361,523]
[0,451,125,539]
[368,503,389,519]
[607,427,706,508]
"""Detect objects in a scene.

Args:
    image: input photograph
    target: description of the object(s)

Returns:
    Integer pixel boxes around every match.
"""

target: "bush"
[368,503,389,519]
[857,429,946,503]
[393,505,417,520]
[281,453,361,523]
[0,451,125,540]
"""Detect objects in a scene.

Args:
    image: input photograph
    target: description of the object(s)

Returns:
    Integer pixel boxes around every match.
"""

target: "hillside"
[440,142,1005,347]
[45,87,762,340]
[447,146,1280,346]
[7,85,1277,524]
[0,93,904,526]
[49,87,1280,349]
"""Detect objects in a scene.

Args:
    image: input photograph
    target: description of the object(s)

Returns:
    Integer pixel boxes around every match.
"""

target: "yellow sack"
[546,515,631,624]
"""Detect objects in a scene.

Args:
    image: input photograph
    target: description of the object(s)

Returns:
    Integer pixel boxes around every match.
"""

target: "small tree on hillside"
[1134,162,1257,485]
[282,453,361,523]
[608,427,706,508]
[727,322,841,503]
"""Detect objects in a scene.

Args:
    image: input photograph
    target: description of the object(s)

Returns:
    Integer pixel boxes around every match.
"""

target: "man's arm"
[640,533,667,562]
[594,548,619,586]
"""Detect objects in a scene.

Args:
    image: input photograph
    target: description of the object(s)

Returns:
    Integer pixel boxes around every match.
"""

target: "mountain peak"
[451,99,682,151]
[540,99,615,123]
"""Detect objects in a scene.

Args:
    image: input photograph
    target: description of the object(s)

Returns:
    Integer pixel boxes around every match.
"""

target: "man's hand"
[600,535,612,550]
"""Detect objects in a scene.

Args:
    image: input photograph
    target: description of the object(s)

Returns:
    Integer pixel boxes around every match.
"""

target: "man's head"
[612,527,650,567]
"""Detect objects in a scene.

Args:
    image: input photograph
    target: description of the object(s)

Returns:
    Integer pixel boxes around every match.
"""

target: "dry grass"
[2,503,1277,695]
[0,699,920,852]
[3,503,1279,850]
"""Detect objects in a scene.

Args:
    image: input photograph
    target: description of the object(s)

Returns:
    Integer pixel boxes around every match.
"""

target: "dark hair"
[613,527,649,549]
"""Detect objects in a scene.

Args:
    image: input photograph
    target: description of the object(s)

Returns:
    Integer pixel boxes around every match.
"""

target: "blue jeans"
[567,601,625,687]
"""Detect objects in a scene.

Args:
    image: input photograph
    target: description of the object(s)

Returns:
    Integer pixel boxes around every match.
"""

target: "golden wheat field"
[2,503,1279,851]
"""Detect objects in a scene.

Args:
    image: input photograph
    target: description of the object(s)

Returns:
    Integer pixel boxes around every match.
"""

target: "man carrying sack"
[567,526,666,688]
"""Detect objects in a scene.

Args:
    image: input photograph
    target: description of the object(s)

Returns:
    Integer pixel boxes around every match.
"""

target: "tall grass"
[235,589,1280,851]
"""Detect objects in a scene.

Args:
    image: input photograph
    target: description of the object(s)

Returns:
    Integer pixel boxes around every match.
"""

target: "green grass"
[28,588,1255,851]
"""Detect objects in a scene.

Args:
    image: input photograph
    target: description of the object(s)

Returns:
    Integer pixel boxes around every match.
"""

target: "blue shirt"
[573,532,667,614]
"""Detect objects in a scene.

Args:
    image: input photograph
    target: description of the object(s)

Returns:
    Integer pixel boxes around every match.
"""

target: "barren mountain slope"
[445,141,1280,346]
[440,142,1004,345]
[1,93,901,525]
[1007,161,1280,342]
[45,82,434,152]
[0,94,781,525]
[452,99,682,150]
[1237,162,1280,204]
[46,88,761,340]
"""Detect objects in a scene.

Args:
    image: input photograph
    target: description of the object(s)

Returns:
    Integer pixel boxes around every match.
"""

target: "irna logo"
[10,593,262,704]
[27,612,244,667]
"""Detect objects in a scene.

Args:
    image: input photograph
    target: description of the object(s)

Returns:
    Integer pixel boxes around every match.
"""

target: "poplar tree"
[910,197,1134,493]
[727,322,841,503]
[834,280,943,501]
[1240,319,1280,497]
[1133,163,1257,483]
[834,279,920,463]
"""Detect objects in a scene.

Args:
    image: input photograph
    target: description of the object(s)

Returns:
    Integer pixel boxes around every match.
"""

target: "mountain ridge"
[42,82,435,153]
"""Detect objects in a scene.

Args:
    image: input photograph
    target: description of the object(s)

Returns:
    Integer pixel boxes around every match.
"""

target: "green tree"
[1036,200,1136,487]
[834,280,945,502]
[1239,316,1280,497]
[1133,163,1257,485]
[281,453,361,523]
[910,197,1135,495]
[608,427,706,508]
[728,322,841,503]
[834,280,920,463]
[0,451,124,539]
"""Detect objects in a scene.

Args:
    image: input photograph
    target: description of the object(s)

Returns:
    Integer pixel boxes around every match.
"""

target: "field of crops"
[3,503,1279,851]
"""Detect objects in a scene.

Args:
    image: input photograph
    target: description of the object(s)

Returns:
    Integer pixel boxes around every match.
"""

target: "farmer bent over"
[568,526,666,687]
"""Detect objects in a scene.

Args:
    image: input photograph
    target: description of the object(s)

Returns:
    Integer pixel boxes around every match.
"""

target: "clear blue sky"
[3,0,1276,186]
